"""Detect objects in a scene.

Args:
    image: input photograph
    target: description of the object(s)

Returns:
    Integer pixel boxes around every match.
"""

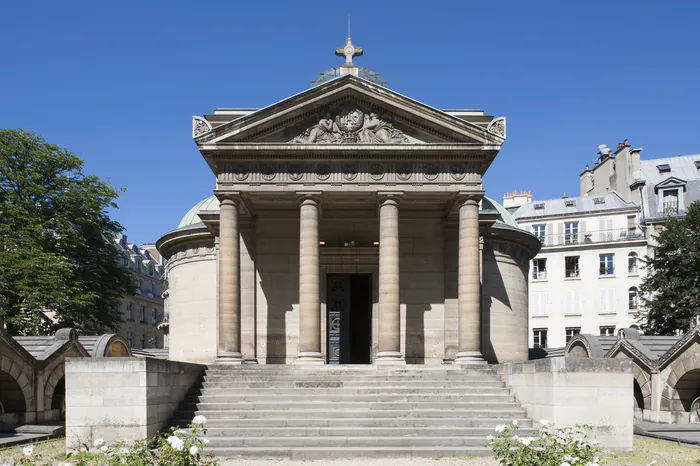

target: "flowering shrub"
[3,416,218,466]
[488,420,601,466]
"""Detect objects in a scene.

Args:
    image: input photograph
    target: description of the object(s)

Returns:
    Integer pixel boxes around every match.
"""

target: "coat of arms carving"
[290,105,410,144]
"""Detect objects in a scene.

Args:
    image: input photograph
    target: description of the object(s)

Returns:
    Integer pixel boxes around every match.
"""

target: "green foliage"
[488,421,600,466]
[0,129,134,335]
[10,418,218,466]
[640,201,700,335]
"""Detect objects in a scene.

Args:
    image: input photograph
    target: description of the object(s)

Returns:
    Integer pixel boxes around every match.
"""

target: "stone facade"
[158,67,541,367]
[114,234,166,349]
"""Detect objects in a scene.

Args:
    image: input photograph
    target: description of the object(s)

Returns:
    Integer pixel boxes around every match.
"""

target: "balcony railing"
[565,268,580,278]
[663,201,679,216]
[532,270,547,280]
[538,228,646,247]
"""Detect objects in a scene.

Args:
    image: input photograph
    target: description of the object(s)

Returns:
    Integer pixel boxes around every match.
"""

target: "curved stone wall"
[481,226,539,363]
[162,231,218,363]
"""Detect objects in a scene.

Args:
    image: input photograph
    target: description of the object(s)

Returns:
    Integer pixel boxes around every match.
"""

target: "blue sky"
[2,1,699,245]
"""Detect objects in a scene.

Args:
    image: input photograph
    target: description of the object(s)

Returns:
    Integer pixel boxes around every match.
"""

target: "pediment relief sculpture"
[290,105,413,144]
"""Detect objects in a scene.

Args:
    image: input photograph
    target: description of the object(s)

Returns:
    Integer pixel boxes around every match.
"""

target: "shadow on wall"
[481,242,513,364]
[405,303,428,364]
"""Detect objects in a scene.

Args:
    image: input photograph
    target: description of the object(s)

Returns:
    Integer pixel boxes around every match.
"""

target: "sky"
[1,1,699,245]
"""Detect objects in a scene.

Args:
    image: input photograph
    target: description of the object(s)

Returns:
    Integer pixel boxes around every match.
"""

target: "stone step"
[190,426,533,437]
[171,417,533,428]
[202,446,493,460]
[203,375,503,382]
[204,435,497,448]
[184,401,523,411]
[202,380,505,390]
[185,408,527,419]
[195,386,512,395]
[188,393,515,403]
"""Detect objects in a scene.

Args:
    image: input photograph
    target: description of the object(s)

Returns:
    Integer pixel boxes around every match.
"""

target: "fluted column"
[295,192,324,365]
[454,193,487,365]
[217,193,243,364]
[376,193,405,365]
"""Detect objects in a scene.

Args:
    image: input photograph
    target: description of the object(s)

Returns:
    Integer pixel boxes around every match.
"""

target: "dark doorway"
[326,274,372,364]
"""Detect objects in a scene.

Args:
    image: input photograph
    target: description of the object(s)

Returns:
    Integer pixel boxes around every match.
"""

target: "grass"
[0,436,699,465]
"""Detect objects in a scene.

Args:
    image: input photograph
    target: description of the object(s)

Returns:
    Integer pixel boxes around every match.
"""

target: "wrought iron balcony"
[538,228,646,247]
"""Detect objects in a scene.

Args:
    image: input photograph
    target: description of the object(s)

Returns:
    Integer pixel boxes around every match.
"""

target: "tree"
[0,129,134,335]
[640,201,700,335]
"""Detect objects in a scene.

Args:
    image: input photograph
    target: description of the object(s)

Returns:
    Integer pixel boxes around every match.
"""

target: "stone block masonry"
[65,357,205,448]
[496,357,633,455]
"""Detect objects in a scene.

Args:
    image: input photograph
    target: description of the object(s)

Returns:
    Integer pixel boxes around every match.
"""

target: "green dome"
[481,197,520,229]
[178,195,220,228]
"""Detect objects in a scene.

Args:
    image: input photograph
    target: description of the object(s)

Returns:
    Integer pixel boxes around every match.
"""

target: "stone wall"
[497,357,633,454]
[65,357,205,448]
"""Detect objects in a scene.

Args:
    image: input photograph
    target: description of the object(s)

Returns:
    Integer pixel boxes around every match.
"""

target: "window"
[565,290,581,315]
[657,164,671,173]
[593,197,605,205]
[599,253,615,275]
[565,256,580,278]
[628,252,638,274]
[533,329,548,348]
[135,260,142,272]
[695,160,700,169]
[126,303,133,321]
[121,256,129,266]
[141,334,146,348]
[565,222,579,244]
[532,258,547,280]
[629,287,639,310]
[127,332,133,347]
[534,203,545,210]
[600,326,616,336]
[564,199,576,207]
[532,224,546,243]
[565,327,581,343]
[627,215,637,234]
[139,306,146,323]
[152,309,158,325]
[600,289,616,314]
[135,279,142,290]
[148,265,154,276]
[531,292,548,316]
[662,189,679,216]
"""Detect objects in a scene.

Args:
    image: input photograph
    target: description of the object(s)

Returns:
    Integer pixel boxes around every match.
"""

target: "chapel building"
[156,38,540,366]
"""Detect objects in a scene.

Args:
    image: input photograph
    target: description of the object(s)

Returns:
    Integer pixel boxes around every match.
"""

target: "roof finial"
[348,15,350,38]
[336,35,363,65]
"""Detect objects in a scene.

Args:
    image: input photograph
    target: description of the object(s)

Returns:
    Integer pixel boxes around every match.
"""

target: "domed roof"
[481,197,521,229]
[178,195,219,228]
[311,67,388,88]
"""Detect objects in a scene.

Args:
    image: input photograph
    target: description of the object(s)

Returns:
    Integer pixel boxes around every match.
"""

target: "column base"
[295,352,325,365]
[243,357,259,365]
[375,351,406,365]
[453,351,488,365]
[216,352,244,365]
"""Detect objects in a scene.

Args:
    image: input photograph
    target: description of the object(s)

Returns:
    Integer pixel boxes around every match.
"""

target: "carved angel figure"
[358,113,408,144]
[292,113,341,143]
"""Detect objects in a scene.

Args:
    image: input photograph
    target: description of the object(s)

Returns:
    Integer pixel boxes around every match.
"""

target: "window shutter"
[608,289,616,313]
[580,220,586,234]
[542,292,548,315]
[599,289,606,313]
[557,223,564,245]
[573,291,580,314]
[546,223,553,246]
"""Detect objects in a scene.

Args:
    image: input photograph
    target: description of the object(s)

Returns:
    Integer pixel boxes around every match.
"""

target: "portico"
[156,38,539,366]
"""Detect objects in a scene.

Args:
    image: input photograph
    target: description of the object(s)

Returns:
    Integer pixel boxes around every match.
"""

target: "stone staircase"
[170,365,534,460]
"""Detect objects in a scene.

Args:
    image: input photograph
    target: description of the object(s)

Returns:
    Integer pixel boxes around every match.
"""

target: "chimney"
[502,189,532,208]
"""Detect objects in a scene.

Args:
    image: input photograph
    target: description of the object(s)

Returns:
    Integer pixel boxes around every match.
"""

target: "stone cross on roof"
[336,36,363,65]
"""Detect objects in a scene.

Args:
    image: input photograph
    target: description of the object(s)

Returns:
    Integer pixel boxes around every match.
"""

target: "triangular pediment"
[654,176,687,192]
[194,75,504,146]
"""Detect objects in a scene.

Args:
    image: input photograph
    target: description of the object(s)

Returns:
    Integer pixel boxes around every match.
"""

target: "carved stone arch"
[0,359,35,414]
[565,334,604,358]
[43,361,66,410]
[631,362,652,410]
[665,353,700,412]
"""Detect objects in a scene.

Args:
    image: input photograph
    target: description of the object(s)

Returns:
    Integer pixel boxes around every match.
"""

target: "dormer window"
[695,160,700,169]
[534,203,545,210]
[564,199,576,207]
[593,197,605,205]
[657,164,671,173]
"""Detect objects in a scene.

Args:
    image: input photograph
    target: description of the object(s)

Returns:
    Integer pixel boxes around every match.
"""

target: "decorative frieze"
[216,162,481,185]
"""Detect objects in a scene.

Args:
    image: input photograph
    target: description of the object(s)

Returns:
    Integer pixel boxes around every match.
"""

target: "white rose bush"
[6,416,218,466]
[488,420,601,466]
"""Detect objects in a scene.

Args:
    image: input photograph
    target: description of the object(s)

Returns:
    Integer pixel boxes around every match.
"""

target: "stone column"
[454,193,487,365]
[376,193,405,365]
[295,192,324,365]
[216,193,243,364]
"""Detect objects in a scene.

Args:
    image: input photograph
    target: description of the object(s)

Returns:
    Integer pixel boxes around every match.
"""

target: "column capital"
[296,191,323,206]
[377,191,404,206]
[214,190,242,204]
[456,191,485,206]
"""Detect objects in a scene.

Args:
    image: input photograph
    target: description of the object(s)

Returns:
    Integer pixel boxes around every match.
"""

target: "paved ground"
[0,432,53,448]
[635,420,700,445]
